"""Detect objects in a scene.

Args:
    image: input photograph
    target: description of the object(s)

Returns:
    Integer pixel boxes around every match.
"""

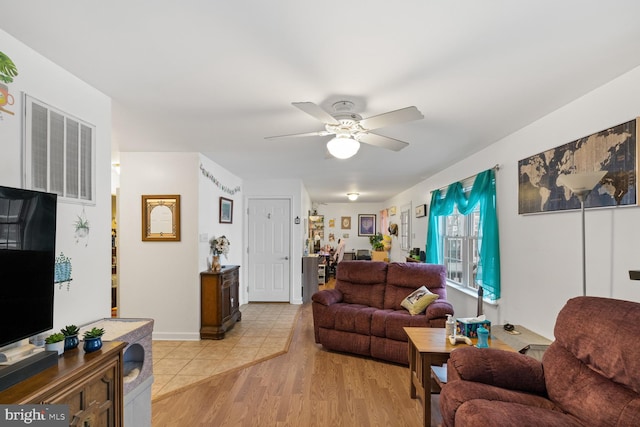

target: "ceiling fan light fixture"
[327,135,360,159]
[347,193,359,201]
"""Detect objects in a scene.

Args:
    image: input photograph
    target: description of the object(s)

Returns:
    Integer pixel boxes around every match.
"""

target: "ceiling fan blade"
[265,130,331,140]
[358,106,423,130]
[357,132,410,151]
[292,102,340,125]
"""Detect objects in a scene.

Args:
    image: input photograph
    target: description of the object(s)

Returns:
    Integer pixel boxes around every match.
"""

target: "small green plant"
[45,332,65,344]
[83,327,105,339]
[369,233,384,251]
[74,215,90,230]
[60,325,79,336]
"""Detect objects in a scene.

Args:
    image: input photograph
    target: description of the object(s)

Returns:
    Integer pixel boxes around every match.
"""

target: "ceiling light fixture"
[347,193,359,201]
[327,134,360,159]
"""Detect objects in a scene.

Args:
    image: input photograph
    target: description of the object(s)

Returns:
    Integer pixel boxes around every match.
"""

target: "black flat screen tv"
[0,186,57,349]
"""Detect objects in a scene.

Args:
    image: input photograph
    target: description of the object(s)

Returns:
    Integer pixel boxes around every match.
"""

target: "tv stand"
[0,341,126,427]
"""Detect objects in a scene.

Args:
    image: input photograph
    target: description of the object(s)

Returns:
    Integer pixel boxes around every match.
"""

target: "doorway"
[247,198,291,302]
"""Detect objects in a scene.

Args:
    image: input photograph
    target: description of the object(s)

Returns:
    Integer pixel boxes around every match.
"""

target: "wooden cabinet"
[0,341,126,427]
[200,265,241,339]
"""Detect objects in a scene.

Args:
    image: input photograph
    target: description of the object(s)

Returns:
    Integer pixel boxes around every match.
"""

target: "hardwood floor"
[152,297,443,426]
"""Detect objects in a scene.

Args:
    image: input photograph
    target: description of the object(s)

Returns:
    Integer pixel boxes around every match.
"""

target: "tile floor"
[151,303,300,399]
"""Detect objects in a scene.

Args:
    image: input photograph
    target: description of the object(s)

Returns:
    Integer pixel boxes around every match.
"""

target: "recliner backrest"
[542,296,640,426]
[384,262,447,310]
[335,261,387,309]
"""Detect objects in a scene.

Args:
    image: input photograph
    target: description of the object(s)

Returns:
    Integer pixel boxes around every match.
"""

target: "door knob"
[284,256,289,260]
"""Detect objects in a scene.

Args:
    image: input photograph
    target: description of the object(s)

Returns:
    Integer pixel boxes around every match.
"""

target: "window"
[24,95,95,204]
[400,205,411,250]
[426,168,500,301]
[442,204,480,290]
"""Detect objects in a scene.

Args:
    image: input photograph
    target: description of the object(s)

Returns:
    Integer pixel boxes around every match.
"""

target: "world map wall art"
[518,118,638,214]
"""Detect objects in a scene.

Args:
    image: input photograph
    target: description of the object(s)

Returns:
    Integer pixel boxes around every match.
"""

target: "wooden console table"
[404,327,515,427]
[200,265,241,339]
[0,341,126,426]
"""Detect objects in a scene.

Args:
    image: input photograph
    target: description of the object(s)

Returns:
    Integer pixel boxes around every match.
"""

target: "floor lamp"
[557,171,607,296]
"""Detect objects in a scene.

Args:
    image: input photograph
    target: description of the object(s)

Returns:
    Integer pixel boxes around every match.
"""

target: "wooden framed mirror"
[142,195,181,241]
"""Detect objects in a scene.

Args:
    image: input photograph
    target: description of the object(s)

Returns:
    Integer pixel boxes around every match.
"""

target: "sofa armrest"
[311,289,343,306]
[424,299,454,319]
[447,346,547,395]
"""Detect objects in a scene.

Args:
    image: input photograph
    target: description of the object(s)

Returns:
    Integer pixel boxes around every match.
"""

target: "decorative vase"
[64,334,79,351]
[83,337,103,353]
[212,255,221,272]
[45,341,64,356]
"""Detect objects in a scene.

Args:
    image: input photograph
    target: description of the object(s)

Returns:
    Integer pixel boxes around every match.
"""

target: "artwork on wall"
[329,219,335,228]
[142,195,181,241]
[415,204,427,218]
[0,50,18,118]
[358,214,376,236]
[54,252,73,291]
[388,206,397,216]
[219,197,233,223]
[341,216,351,229]
[518,118,638,214]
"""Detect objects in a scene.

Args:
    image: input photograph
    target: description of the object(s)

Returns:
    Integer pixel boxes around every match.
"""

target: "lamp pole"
[577,192,588,297]
[557,171,606,297]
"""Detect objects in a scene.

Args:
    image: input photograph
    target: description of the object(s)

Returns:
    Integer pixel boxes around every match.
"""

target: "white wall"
[198,154,243,297]
[118,152,244,340]
[385,64,640,338]
[118,152,201,340]
[0,29,112,331]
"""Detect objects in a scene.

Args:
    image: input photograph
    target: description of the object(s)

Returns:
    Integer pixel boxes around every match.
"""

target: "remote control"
[449,335,472,345]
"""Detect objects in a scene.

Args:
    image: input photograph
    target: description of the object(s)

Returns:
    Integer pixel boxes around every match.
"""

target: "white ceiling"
[3,1,640,202]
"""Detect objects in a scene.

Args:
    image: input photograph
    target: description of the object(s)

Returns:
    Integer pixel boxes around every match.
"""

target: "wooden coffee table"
[404,327,516,426]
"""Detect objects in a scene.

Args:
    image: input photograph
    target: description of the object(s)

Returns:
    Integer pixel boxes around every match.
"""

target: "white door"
[247,198,291,302]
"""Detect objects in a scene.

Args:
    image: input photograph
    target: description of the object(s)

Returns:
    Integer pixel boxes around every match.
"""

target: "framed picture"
[341,216,351,229]
[415,204,427,218]
[358,214,376,236]
[518,118,638,214]
[389,206,397,216]
[142,195,180,241]
[219,197,233,223]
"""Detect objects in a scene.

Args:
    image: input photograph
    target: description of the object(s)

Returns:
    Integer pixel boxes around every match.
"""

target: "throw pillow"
[401,286,438,315]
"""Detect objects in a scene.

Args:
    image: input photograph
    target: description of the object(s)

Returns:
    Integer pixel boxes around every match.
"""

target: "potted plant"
[83,327,105,353]
[60,324,80,351]
[209,235,230,272]
[44,332,65,356]
[369,233,385,251]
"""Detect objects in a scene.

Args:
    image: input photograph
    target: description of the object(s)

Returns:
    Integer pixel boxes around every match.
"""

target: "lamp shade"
[557,171,606,198]
[327,135,360,159]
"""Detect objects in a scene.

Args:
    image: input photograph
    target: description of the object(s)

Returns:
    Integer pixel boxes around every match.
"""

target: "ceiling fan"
[265,101,424,159]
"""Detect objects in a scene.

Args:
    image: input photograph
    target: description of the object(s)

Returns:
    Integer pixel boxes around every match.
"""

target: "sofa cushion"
[371,309,434,341]
[335,261,387,309]
[334,305,377,335]
[384,262,447,310]
[400,286,439,315]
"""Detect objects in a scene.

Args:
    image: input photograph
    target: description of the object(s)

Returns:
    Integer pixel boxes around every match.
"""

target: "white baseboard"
[151,332,200,341]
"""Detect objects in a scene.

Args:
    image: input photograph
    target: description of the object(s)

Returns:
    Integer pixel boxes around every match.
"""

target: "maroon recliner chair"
[440,296,640,426]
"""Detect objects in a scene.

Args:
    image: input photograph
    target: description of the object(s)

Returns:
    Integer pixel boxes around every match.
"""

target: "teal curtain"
[425,169,501,300]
